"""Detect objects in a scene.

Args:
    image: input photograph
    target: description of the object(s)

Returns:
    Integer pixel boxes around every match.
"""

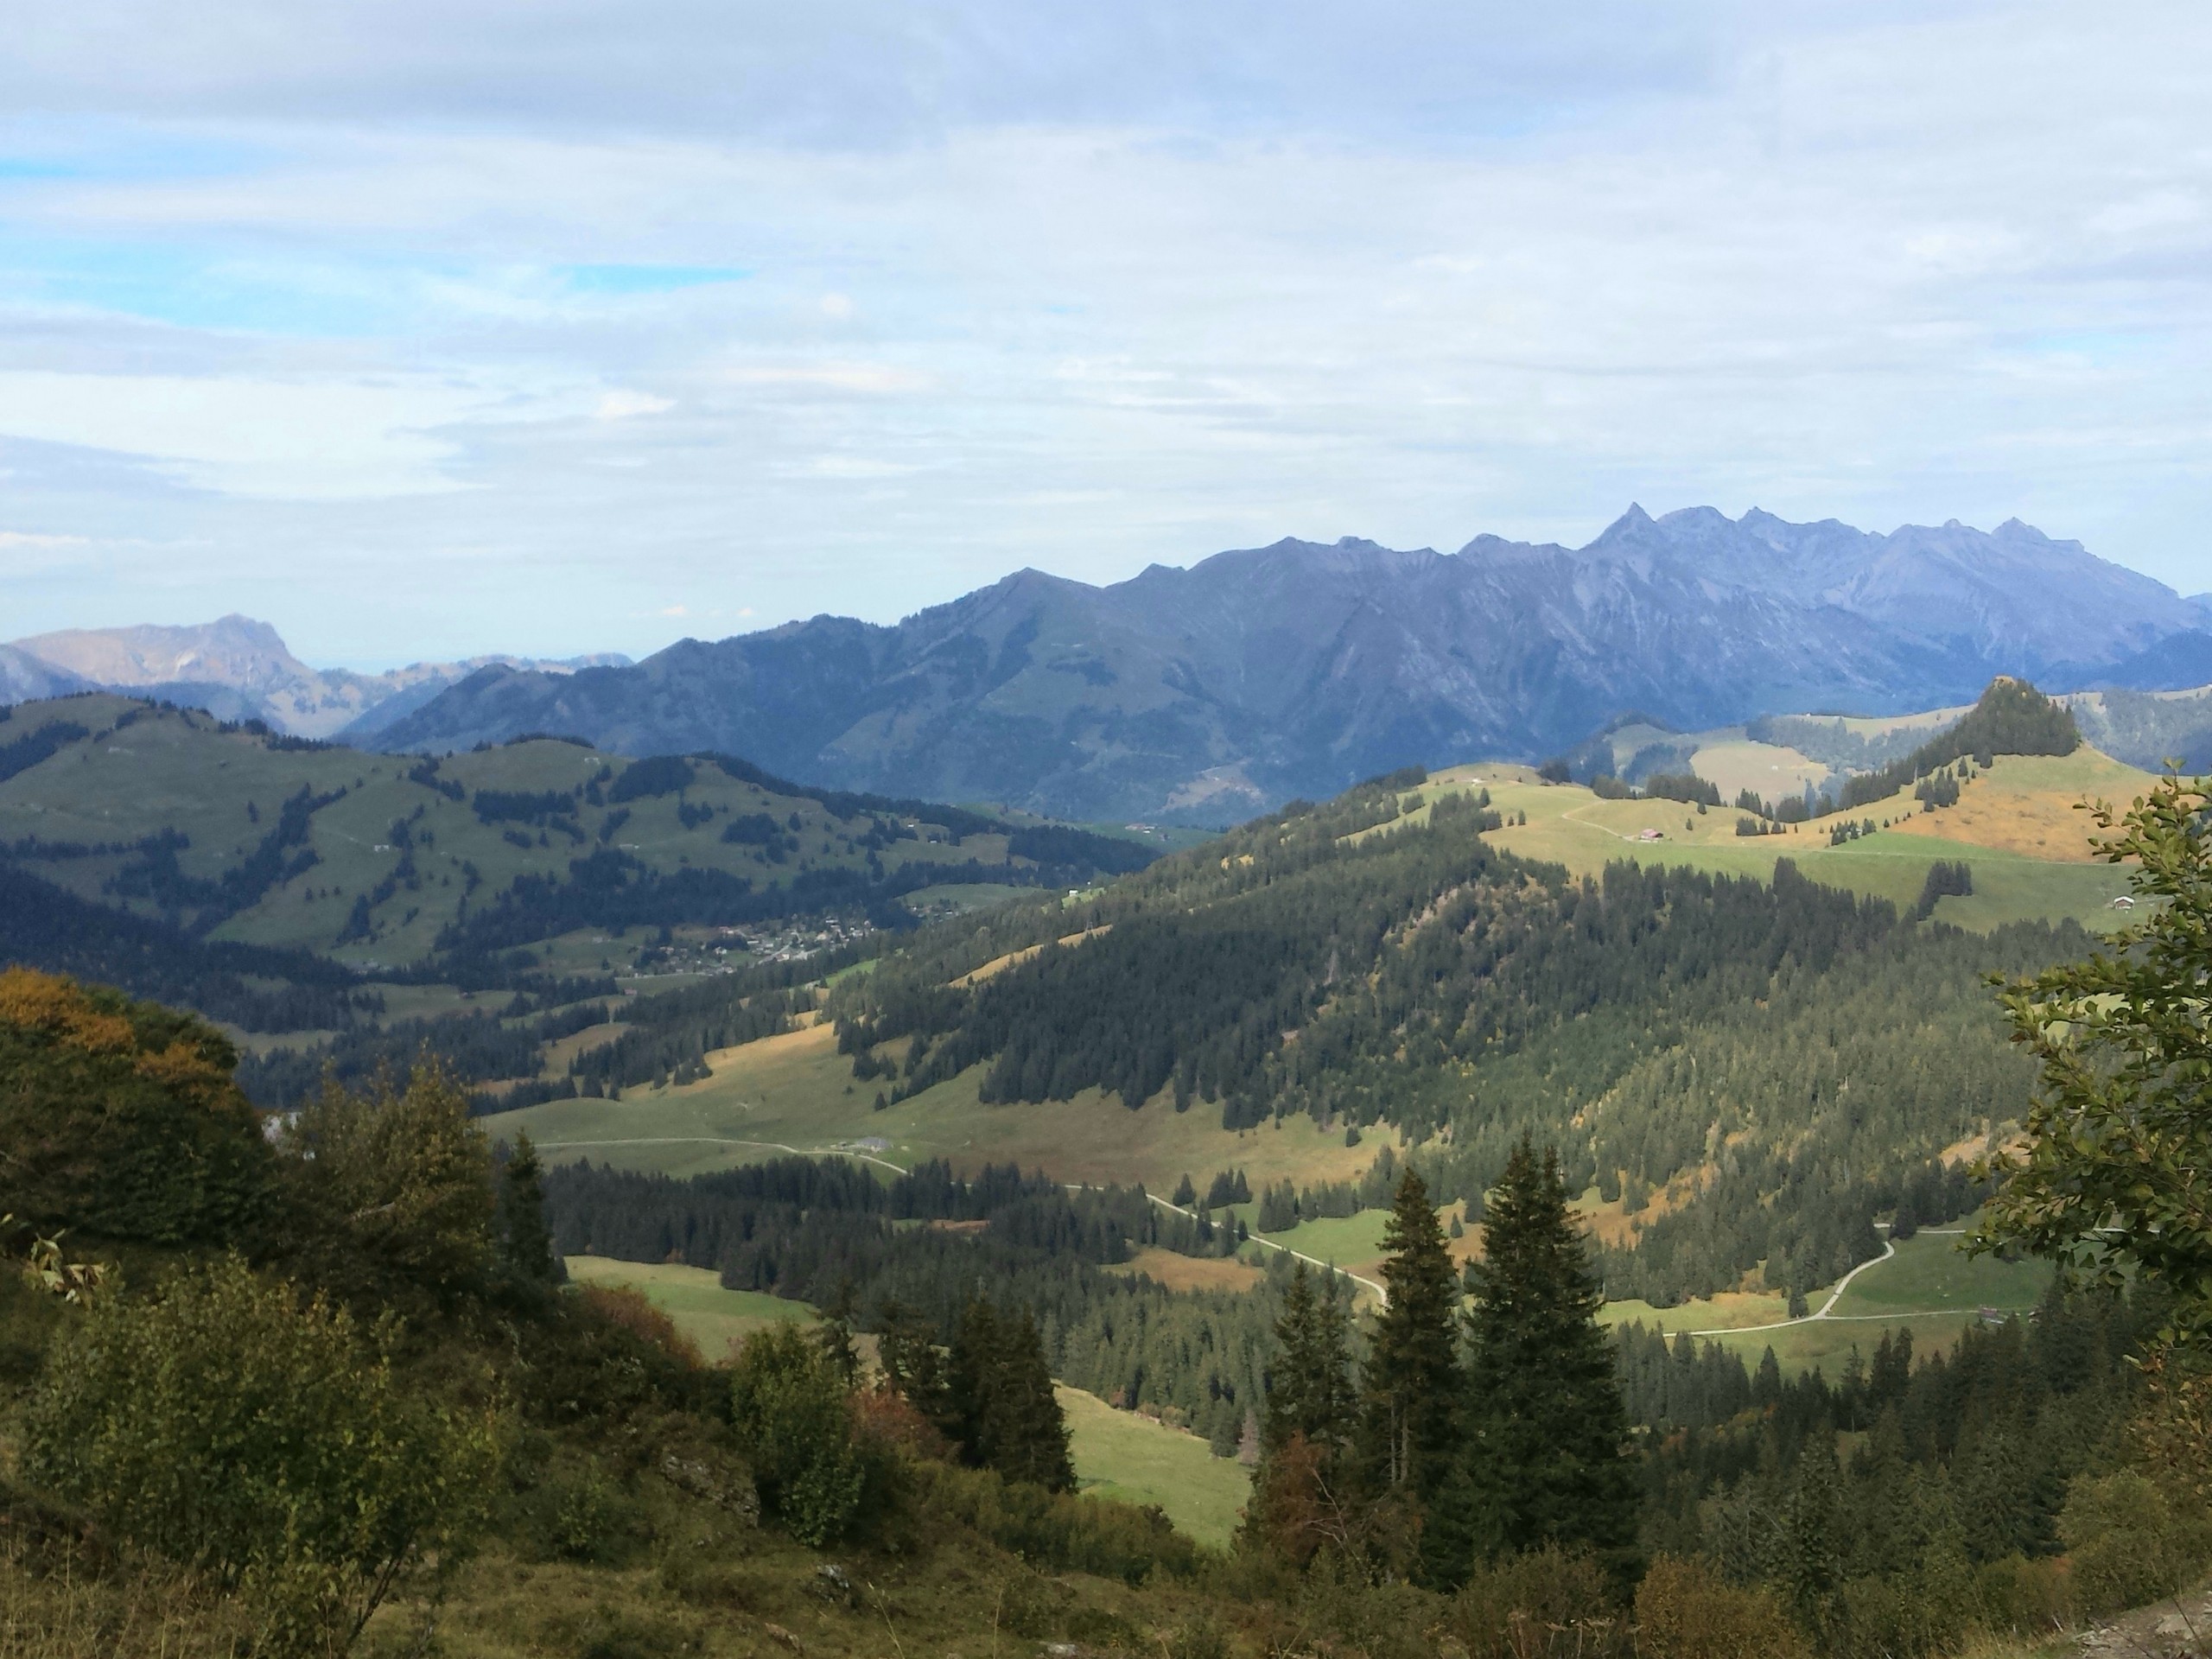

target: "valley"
[6,662,2206,1659]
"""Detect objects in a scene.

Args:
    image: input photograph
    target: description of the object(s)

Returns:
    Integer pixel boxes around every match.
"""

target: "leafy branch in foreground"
[1974,770,2212,1332]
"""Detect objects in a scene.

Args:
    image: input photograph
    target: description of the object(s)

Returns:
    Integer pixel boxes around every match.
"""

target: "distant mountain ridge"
[373,506,2212,822]
[5,614,628,740]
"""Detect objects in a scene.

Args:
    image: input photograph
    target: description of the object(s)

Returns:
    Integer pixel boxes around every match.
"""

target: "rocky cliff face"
[362,506,2212,820]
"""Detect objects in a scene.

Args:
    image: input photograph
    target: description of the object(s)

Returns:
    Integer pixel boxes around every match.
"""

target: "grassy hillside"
[1057,1385,1250,1549]
[0,695,1153,979]
[480,721,2130,1319]
[1601,1222,2056,1376]
[563,1239,1263,1551]
[562,1255,817,1361]
[492,1014,1376,1196]
[1427,751,2145,932]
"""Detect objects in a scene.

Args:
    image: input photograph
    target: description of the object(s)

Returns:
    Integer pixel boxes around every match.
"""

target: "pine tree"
[875,1296,951,1426]
[1247,1259,1363,1567]
[1264,1262,1356,1452]
[495,1130,559,1289]
[1461,1137,1639,1570]
[949,1300,1075,1492]
[817,1275,861,1386]
[1357,1167,1463,1516]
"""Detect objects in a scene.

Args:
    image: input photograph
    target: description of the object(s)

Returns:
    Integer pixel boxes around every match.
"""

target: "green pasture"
[1249,1209,1394,1278]
[563,1255,815,1362]
[1056,1386,1249,1549]
[1602,1227,2056,1377]
[1404,763,2139,934]
[490,1016,1374,1198]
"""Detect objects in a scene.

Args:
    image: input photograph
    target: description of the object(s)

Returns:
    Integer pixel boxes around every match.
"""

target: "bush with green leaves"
[2060,1470,2212,1617]
[21,1254,504,1656]
[728,1322,867,1546]
[276,1061,499,1318]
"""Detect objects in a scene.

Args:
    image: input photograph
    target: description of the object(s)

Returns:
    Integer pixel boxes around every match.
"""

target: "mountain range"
[370,505,2212,820]
[12,507,2210,821]
[2,614,627,740]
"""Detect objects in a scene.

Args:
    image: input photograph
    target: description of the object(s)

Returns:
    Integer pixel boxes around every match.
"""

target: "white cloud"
[595,388,673,420]
[0,370,496,498]
[727,364,930,395]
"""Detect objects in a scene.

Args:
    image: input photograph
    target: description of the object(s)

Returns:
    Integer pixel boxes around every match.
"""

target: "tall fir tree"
[1356,1166,1465,1578]
[1246,1261,1360,1565]
[1462,1137,1639,1570]
[494,1130,560,1290]
[1264,1262,1356,1452]
[949,1300,1075,1492]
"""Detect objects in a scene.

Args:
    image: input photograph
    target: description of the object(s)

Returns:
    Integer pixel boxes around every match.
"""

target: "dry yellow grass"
[1686,738,1830,804]
[950,925,1112,988]
[1106,1248,1265,1294]
[1883,748,2158,862]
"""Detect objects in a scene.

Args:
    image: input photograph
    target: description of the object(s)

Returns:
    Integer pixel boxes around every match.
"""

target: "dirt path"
[1658,1226,1970,1338]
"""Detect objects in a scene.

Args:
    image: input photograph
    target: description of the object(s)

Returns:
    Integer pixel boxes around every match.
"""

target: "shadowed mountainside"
[377,507,2209,821]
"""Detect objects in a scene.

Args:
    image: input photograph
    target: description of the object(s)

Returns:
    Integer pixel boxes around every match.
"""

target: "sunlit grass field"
[563,1255,815,1362]
[1057,1386,1249,1549]
[490,1018,1375,1198]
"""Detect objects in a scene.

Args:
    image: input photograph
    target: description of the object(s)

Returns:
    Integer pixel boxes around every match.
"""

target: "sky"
[3,1,2210,669]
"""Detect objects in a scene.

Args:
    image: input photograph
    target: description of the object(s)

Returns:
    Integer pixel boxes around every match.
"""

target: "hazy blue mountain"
[367,505,2206,822]
[0,644,87,704]
[5,614,628,740]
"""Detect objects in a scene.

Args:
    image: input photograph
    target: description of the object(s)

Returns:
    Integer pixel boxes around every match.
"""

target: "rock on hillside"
[375,507,2210,823]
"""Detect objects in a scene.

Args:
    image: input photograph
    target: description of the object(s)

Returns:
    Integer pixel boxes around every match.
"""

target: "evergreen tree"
[1356,1166,1464,1576]
[495,1129,560,1289]
[1263,1262,1356,1452]
[817,1275,861,1386]
[1248,1262,1360,1566]
[875,1295,952,1424]
[949,1300,1075,1492]
[1461,1137,1638,1570]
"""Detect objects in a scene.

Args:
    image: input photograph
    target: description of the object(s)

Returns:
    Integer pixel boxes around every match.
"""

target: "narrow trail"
[531,1131,1390,1301]
[1657,1226,1970,1338]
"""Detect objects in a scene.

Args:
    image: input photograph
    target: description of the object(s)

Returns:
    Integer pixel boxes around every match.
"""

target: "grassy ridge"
[1411,753,2144,932]
[0,695,1140,973]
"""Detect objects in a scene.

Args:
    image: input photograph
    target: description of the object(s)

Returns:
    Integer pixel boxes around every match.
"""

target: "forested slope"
[826,772,2079,1306]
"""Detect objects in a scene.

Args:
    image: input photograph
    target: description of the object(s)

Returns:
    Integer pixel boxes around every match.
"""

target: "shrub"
[728,1323,866,1546]
[1453,1547,1626,1658]
[1634,1555,1806,1659]
[20,1255,503,1656]
[2061,1470,2212,1616]
[906,1459,1203,1584]
[276,1061,497,1317]
[578,1284,702,1366]
[1970,1555,2074,1639]
[0,968,274,1245]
